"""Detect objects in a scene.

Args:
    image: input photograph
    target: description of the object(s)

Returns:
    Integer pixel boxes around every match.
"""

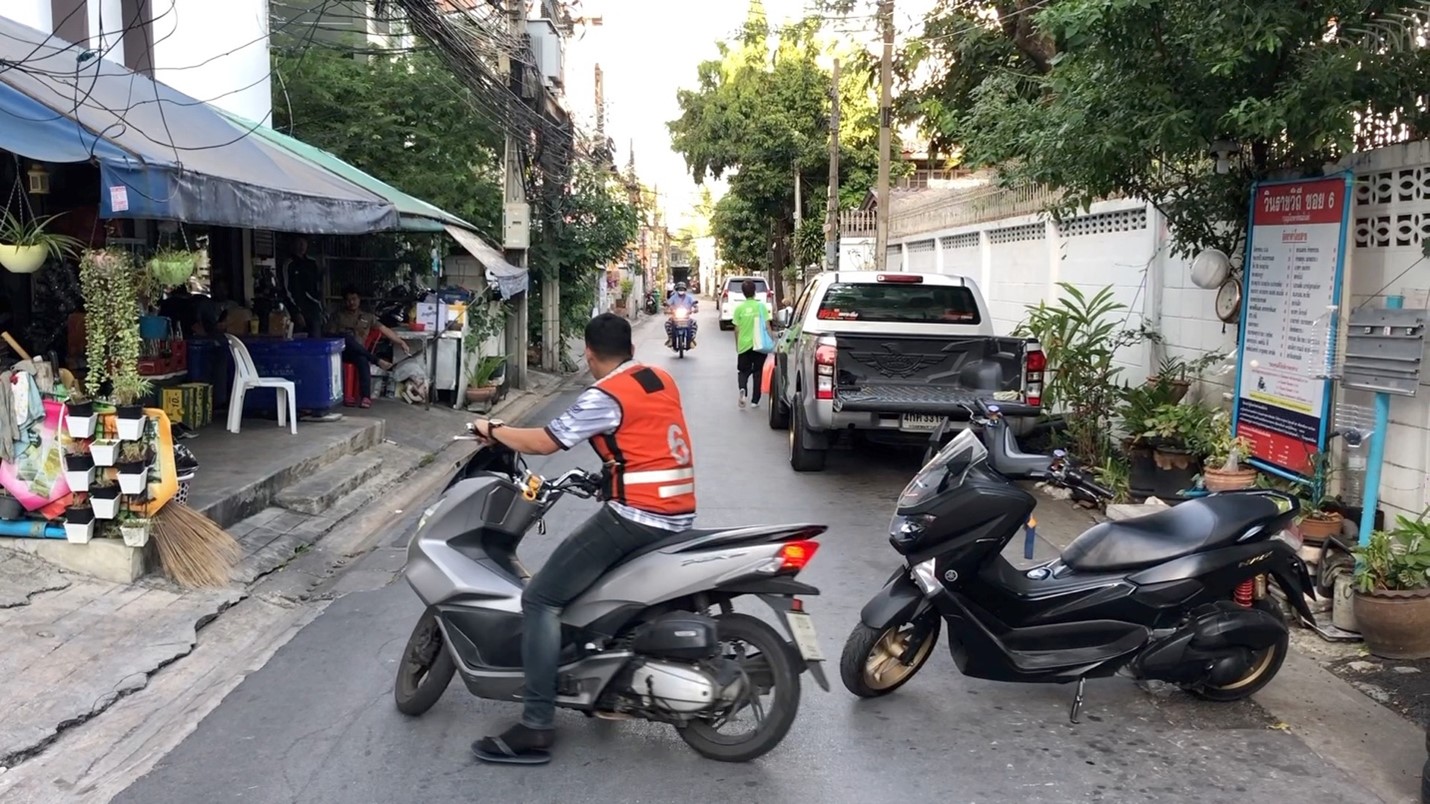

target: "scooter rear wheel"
[1185,599,1288,702]
[394,608,456,716]
[840,617,941,698]
[678,613,801,762]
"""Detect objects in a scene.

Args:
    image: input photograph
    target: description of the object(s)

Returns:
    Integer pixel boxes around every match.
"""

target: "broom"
[151,503,242,589]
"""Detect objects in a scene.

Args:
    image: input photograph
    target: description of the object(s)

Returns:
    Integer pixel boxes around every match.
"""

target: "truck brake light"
[814,337,837,401]
[1025,347,1045,407]
[875,273,923,283]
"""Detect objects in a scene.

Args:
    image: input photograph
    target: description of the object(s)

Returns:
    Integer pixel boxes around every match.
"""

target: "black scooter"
[841,403,1316,721]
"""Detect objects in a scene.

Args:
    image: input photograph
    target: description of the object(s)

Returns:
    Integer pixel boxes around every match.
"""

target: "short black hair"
[341,285,361,297]
[585,313,633,361]
[742,279,756,296]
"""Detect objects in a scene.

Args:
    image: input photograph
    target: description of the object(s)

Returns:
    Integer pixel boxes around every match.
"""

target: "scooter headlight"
[910,558,941,595]
[889,513,934,549]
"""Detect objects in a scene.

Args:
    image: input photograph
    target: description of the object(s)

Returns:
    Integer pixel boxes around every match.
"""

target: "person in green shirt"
[731,278,774,409]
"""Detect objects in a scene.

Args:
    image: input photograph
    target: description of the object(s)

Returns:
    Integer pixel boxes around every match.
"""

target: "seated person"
[328,285,411,408]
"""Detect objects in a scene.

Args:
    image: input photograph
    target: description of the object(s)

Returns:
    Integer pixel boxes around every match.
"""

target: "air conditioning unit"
[525,18,564,89]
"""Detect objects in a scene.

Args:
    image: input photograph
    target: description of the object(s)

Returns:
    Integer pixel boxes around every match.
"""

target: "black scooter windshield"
[899,429,987,508]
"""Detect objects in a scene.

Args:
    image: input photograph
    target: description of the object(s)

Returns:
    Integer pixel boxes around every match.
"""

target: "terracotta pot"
[1298,511,1343,545]
[1203,466,1258,492]
[1354,588,1430,659]
[465,385,498,404]
[1147,376,1191,403]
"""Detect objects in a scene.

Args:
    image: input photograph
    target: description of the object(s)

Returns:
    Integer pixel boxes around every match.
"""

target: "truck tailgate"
[830,334,1035,416]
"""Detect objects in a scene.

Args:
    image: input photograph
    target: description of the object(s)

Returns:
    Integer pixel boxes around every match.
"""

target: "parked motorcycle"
[840,402,1316,721]
[644,290,659,316]
[394,431,830,762]
[670,306,695,358]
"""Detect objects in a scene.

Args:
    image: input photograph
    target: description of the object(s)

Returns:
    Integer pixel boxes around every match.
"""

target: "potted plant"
[1353,514,1430,659]
[1119,378,1179,498]
[90,476,121,519]
[1294,451,1344,544]
[1201,410,1258,492]
[116,442,151,495]
[119,513,152,548]
[63,447,95,492]
[465,356,506,405]
[1142,402,1215,498]
[78,250,146,408]
[112,376,152,441]
[91,438,119,467]
[147,247,198,287]
[64,503,95,543]
[615,278,634,315]
[0,210,80,274]
[65,397,97,439]
[462,296,508,406]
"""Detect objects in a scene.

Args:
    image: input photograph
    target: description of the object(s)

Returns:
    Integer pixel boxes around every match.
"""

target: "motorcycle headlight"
[910,558,941,595]
[889,513,934,549]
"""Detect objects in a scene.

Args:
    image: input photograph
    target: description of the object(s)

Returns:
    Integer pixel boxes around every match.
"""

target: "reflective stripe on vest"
[589,364,696,515]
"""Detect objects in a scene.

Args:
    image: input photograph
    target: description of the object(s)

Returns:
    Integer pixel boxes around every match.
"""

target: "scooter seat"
[1061,493,1288,573]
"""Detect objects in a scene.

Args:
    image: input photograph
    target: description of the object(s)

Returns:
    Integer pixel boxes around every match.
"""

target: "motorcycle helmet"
[676,282,687,292]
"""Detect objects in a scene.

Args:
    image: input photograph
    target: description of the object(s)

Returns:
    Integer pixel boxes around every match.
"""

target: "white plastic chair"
[224,334,297,435]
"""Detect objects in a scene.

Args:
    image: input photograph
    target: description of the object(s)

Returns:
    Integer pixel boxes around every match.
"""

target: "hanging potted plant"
[65,397,97,439]
[63,446,95,492]
[1353,515,1430,659]
[78,249,147,414]
[147,246,198,287]
[1201,411,1258,492]
[91,437,120,467]
[116,441,151,495]
[64,502,96,543]
[118,513,152,548]
[90,476,121,519]
[0,210,80,274]
[1142,402,1215,499]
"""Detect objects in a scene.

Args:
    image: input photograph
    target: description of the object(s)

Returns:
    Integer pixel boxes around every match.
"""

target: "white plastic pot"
[66,413,97,440]
[64,466,94,492]
[120,521,151,548]
[0,244,48,274]
[117,468,148,495]
[91,494,121,520]
[64,518,94,544]
[91,441,119,467]
[116,414,146,442]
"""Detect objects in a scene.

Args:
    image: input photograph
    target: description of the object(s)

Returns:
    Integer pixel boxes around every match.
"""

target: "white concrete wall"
[149,0,272,123]
[5,2,51,33]
[879,140,1430,519]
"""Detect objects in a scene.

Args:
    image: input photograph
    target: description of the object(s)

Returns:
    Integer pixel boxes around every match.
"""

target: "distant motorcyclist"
[664,282,698,349]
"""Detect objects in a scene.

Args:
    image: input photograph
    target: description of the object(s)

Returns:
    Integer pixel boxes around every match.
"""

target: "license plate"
[786,612,824,661]
[900,414,942,433]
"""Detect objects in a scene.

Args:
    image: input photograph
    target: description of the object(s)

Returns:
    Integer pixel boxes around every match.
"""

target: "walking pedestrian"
[730,278,774,409]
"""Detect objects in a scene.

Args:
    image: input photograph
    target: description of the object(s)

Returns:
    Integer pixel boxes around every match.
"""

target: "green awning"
[221,112,472,233]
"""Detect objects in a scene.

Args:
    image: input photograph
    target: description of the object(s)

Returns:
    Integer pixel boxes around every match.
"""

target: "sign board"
[1232,173,1353,479]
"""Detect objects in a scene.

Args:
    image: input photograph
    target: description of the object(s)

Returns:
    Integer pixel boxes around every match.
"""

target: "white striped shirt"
[546,364,695,531]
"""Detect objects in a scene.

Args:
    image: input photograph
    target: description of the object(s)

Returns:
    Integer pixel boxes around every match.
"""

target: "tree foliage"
[272,47,504,239]
[669,6,881,298]
[896,0,1430,255]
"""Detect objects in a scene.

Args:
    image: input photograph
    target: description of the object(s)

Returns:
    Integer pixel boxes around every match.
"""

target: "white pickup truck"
[766,271,1045,472]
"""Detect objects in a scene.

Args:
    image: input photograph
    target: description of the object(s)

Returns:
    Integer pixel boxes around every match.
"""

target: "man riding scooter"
[665,282,698,350]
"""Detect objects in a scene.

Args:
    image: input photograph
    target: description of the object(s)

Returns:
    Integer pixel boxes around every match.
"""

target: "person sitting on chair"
[327,285,411,408]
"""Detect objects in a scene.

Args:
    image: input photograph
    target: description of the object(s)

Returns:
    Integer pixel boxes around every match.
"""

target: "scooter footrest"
[999,625,1148,673]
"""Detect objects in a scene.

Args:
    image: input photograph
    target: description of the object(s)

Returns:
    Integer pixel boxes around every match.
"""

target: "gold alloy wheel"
[863,624,934,690]
[1206,643,1278,691]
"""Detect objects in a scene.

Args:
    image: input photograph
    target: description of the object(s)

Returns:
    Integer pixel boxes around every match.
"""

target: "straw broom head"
[152,503,241,589]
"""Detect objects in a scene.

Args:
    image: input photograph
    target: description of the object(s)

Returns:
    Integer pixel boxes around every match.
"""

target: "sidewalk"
[0,367,579,771]
[1025,488,1426,804]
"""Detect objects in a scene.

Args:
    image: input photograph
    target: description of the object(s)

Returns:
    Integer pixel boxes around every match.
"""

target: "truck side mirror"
[776,308,792,328]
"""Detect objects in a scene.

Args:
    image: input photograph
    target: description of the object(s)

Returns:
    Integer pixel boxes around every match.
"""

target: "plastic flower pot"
[90,486,121,519]
[116,406,147,441]
[65,401,96,439]
[0,244,48,274]
[64,506,95,543]
[91,439,119,467]
[120,518,151,548]
[117,461,149,495]
[63,453,95,492]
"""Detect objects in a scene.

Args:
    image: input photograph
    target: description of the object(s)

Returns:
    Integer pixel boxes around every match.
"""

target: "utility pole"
[503,0,530,388]
[594,63,604,134]
[824,57,840,272]
[873,0,893,272]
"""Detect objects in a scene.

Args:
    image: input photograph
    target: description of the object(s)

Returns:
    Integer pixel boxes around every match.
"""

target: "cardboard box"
[161,382,213,428]
[415,301,448,332]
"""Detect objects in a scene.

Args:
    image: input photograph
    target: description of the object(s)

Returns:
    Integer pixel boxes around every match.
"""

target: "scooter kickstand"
[1068,677,1086,725]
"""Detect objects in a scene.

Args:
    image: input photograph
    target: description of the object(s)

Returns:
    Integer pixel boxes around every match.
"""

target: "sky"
[561,0,935,230]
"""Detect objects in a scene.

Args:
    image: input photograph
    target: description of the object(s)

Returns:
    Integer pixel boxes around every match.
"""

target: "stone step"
[275,451,385,515]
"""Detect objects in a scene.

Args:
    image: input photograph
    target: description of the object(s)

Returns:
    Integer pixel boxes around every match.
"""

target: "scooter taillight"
[777,540,820,572]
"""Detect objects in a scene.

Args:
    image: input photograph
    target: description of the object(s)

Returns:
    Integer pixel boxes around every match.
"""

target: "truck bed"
[830,334,1036,417]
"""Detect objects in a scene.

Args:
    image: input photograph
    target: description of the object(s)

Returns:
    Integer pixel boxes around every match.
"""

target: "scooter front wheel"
[840,617,941,698]
[394,608,456,716]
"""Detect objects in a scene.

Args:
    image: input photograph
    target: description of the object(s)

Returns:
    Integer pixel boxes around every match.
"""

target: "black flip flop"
[471,737,551,766]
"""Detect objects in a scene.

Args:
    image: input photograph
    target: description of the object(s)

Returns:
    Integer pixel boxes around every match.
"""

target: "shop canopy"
[226,113,531,299]
[0,16,398,234]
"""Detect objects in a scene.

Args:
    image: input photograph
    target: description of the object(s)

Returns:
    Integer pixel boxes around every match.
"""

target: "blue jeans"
[519,505,671,729]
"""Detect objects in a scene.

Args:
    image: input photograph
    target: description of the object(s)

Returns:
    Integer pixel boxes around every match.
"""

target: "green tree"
[894,0,1430,255]
[669,5,881,301]
[272,46,504,239]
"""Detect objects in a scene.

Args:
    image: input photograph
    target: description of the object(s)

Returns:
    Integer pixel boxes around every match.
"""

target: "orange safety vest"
[589,364,696,515]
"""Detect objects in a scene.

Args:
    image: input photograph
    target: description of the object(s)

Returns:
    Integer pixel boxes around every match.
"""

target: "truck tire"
[768,366,790,430]
[788,395,827,472]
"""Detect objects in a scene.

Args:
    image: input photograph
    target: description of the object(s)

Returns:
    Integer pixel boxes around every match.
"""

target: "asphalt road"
[112,307,1379,804]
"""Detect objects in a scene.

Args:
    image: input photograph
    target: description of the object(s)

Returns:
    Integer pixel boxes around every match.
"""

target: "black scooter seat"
[1061,493,1287,573]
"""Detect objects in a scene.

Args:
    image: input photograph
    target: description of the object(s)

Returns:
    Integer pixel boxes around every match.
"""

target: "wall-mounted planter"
[64,506,95,543]
[116,461,149,495]
[120,518,151,548]
[65,402,96,439]
[63,453,95,492]
[90,485,121,519]
[91,440,119,467]
[116,407,147,442]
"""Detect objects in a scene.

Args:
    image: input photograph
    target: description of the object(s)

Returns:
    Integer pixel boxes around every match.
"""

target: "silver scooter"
[394,432,830,763]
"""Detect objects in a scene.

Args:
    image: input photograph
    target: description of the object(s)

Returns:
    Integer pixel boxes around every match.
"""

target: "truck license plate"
[900,414,942,432]
[786,612,825,661]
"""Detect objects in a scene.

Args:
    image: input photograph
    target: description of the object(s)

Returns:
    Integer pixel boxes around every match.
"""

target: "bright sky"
[562,0,934,229]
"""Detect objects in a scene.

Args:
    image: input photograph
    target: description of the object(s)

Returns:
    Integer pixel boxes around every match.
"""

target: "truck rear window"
[727,279,768,293]
[816,283,981,324]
